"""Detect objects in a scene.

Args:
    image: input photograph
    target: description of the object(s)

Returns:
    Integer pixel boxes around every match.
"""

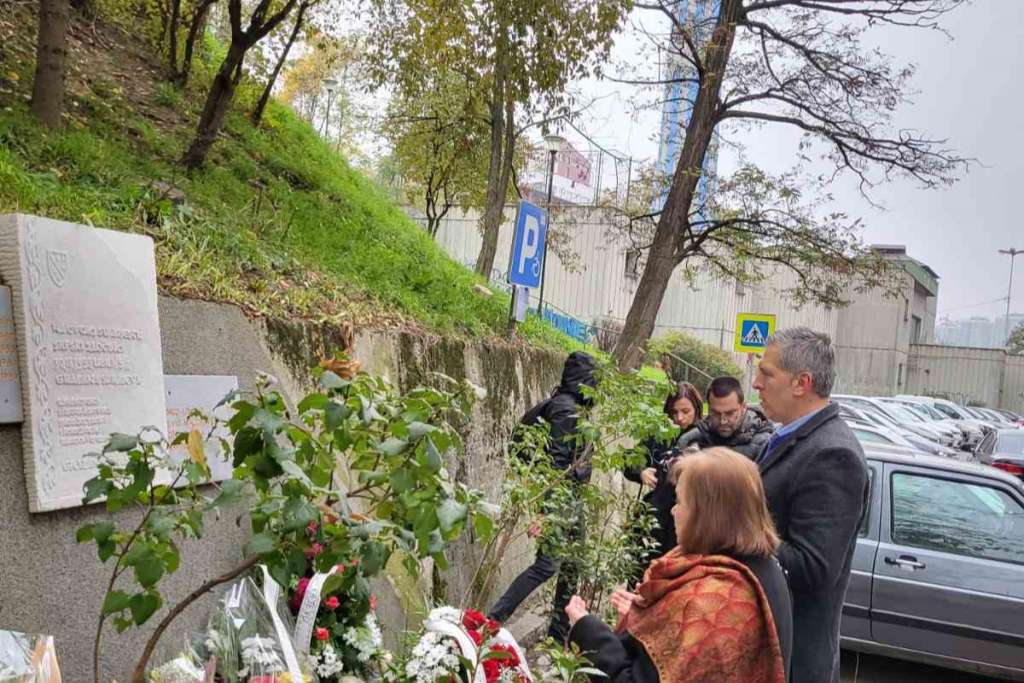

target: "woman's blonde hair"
[670,447,780,557]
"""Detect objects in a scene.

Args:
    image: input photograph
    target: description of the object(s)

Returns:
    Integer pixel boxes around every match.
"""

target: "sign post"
[505,200,548,337]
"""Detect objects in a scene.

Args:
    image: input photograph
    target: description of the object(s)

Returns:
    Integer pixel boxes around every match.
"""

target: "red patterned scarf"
[617,550,786,683]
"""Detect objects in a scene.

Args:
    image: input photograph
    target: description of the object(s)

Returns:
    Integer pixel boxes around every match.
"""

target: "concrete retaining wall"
[0,296,562,682]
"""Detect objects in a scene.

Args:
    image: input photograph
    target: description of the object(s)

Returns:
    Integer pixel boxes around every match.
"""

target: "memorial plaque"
[165,374,238,482]
[0,286,23,424]
[0,214,167,512]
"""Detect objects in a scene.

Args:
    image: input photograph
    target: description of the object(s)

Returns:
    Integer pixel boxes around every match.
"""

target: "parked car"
[837,403,956,457]
[994,409,1024,427]
[834,395,959,450]
[975,429,1024,481]
[842,448,1024,680]
[896,395,998,443]
[888,398,984,450]
[877,398,966,449]
[973,407,1019,429]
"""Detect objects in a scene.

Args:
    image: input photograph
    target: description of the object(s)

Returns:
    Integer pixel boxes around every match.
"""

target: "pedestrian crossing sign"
[734,313,776,353]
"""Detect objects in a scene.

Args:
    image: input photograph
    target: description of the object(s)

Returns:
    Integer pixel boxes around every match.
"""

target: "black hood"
[556,351,598,403]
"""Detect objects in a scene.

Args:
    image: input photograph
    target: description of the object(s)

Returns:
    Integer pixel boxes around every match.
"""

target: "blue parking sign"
[508,201,547,288]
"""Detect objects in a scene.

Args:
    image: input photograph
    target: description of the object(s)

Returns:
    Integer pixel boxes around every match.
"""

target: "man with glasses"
[677,376,774,460]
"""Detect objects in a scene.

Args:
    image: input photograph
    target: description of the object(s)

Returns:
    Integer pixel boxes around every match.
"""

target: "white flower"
[316,644,346,678]
[428,606,462,625]
[405,627,461,683]
[343,613,384,663]
[240,636,284,673]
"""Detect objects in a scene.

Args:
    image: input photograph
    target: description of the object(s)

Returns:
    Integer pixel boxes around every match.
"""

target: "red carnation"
[462,609,486,631]
[483,659,501,683]
[304,542,323,559]
[484,618,501,635]
[307,521,319,536]
[315,627,330,642]
[467,629,483,646]
[490,644,520,668]
[324,595,340,610]
[370,594,378,610]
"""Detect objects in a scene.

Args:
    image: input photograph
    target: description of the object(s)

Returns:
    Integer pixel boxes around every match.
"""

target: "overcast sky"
[572,1,1024,322]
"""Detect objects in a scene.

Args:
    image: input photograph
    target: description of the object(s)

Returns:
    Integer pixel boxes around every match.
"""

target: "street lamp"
[320,78,339,137]
[1000,247,1022,346]
[537,133,564,317]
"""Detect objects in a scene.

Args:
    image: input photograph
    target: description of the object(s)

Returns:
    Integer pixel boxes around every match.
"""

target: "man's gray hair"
[766,327,836,398]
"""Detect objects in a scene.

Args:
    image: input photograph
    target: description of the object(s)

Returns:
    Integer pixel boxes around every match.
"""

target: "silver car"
[842,448,1024,680]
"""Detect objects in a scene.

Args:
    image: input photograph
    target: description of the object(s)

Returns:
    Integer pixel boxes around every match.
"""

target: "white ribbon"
[259,565,304,682]
[294,566,341,654]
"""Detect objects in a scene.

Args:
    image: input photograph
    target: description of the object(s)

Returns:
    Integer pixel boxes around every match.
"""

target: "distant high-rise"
[654,0,721,218]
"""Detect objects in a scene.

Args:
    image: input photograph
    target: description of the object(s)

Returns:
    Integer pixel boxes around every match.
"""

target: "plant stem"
[130,556,259,683]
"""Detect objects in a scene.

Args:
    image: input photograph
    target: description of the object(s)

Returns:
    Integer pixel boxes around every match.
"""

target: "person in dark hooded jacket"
[488,351,597,641]
[677,376,775,460]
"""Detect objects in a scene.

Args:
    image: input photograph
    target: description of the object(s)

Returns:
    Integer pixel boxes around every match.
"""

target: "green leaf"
[298,393,329,412]
[379,438,409,457]
[437,499,467,535]
[245,532,277,557]
[233,427,263,466]
[407,422,437,440]
[473,511,495,544]
[105,433,138,452]
[210,479,245,509]
[101,590,131,615]
[227,400,256,433]
[76,524,95,543]
[389,468,413,494]
[320,371,348,390]
[280,460,314,488]
[129,592,162,625]
[253,408,286,435]
[97,540,116,562]
[423,438,442,472]
[147,513,175,539]
[324,400,350,431]
[358,541,389,576]
[82,477,112,503]
[282,498,319,532]
[134,553,165,589]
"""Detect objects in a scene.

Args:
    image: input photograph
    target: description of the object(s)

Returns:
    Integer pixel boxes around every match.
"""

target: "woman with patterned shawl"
[566,448,792,682]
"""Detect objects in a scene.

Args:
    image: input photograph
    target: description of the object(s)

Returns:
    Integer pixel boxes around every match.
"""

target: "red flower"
[288,577,311,613]
[369,594,378,611]
[462,609,486,631]
[490,644,520,668]
[483,659,501,683]
[305,542,323,559]
[315,627,330,642]
[484,618,501,635]
[467,629,483,646]
[324,595,340,610]
[307,521,319,536]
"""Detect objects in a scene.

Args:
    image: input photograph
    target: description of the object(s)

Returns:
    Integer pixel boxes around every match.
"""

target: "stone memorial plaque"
[0,286,23,424]
[0,214,167,512]
[165,374,238,482]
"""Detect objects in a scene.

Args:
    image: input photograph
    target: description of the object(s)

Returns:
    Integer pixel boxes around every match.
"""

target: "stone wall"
[0,296,563,682]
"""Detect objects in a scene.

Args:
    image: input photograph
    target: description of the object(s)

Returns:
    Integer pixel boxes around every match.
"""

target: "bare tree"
[252,0,315,125]
[610,0,970,369]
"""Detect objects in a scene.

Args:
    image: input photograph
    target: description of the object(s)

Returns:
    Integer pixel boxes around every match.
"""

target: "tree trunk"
[252,0,307,125]
[176,1,212,87]
[613,0,742,369]
[181,43,245,169]
[474,36,509,277]
[167,0,181,79]
[31,0,70,128]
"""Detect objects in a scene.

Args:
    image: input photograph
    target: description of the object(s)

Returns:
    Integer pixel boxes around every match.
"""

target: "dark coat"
[677,405,775,460]
[758,402,868,683]
[623,435,682,557]
[518,351,597,482]
[568,553,793,682]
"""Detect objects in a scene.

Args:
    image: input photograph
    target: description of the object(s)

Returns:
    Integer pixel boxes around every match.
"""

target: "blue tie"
[757,432,782,465]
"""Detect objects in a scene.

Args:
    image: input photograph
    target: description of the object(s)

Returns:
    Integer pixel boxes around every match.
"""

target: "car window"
[995,432,1024,456]
[853,428,892,445]
[934,403,959,419]
[891,472,1024,565]
[859,467,876,537]
[978,432,996,455]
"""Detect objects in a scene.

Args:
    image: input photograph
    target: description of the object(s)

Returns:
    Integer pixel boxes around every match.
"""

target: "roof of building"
[870,244,940,297]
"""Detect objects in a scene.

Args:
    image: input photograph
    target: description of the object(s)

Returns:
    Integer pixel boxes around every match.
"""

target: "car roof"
[862,446,1024,492]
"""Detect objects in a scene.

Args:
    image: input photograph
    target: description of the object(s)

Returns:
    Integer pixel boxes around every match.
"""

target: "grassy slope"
[0,10,584,352]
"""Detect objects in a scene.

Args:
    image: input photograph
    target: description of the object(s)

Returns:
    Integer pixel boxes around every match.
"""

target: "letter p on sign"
[508,201,547,289]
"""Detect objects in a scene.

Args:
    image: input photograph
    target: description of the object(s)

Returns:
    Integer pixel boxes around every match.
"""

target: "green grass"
[0,29,586,352]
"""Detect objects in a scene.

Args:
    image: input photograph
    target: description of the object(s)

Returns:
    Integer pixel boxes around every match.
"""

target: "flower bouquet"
[0,630,61,683]
[148,568,315,683]
[403,608,531,683]
[286,531,389,683]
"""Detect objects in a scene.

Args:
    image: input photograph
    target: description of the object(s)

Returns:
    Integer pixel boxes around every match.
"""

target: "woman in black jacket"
[624,382,702,564]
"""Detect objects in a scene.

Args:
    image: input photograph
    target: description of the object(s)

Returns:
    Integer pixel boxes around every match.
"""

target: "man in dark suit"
[753,328,868,683]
